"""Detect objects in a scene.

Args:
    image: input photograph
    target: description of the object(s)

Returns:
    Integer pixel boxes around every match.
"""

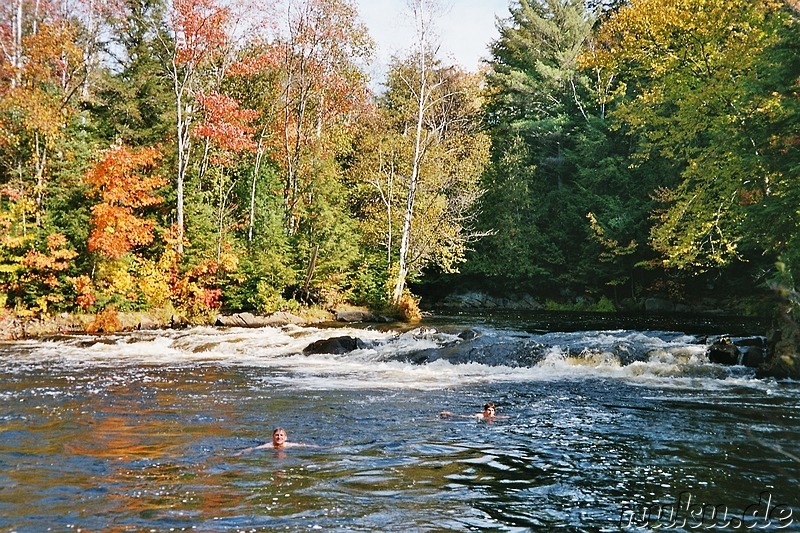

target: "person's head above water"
[483,403,496,417]
[235,426,319,455]
[272,427,288,448]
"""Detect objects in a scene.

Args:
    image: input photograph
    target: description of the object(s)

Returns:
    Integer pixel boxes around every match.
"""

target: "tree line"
[1,0,799,335]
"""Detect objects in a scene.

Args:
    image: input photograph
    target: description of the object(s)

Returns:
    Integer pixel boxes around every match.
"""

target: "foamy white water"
[0,323,762,390]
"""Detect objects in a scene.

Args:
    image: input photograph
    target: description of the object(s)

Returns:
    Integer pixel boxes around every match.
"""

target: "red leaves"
[228,46,282,77]
[172,0,231,67]
[71,275,97,310]
[199,287,223,309]
[193,91,259,153]
[86,144,167,259]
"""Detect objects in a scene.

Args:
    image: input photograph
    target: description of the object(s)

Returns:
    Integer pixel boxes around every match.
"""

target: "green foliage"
[346,253,392,309]
[253,281,301,315]
[294,155,363,292]
[585,0,794,273]
[469,0,601,293]
[544,295,615,312]
[222,249,296,312]
[350,56,490,303]
[593,295,616,312]
[91,0,173,146]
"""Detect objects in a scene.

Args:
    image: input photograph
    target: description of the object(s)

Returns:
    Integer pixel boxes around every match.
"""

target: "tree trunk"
[173,66,192,255]
[392,0,430,306]
[248,128,268,243]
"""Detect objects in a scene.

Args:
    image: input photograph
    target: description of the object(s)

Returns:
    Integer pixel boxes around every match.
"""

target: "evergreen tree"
[469,0,599,294]
[91,0,173,147]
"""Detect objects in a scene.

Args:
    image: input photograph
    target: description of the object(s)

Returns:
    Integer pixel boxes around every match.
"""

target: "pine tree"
[470,0,599,293]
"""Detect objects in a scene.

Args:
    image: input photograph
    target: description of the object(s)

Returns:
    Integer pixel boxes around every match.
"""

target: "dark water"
[0,314,798,531]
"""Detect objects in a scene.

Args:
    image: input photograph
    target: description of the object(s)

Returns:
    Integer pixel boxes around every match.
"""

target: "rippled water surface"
[1,315,798,531]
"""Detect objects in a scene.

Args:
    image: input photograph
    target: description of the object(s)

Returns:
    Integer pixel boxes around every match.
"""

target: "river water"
[1,313,798,531]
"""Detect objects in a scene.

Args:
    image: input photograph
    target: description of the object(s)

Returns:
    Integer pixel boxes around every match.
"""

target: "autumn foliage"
[171,0,231,67]
[86,144,166,259]
[17,233,79,314]
[0,0,797,342]
[193,91,259,156]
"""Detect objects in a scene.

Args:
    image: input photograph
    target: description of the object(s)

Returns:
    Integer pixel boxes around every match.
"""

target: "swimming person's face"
[272,429,287,447]
[484,406,496,417]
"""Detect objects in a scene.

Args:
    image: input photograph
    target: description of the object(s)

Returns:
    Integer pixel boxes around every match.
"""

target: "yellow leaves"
[134,258,172,308]
[587,212,637,262]
[8,232,78,315]
[0,21,83,151]
[583,0,775,87]
[217,251,239,273]
[94,261,137,301]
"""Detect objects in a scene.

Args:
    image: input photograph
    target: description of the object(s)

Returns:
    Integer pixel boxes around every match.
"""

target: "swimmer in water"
[235,427,318,455]
[439,402,509,420]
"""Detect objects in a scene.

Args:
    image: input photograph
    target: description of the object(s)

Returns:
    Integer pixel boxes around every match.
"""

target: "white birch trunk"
[392,0,431,305]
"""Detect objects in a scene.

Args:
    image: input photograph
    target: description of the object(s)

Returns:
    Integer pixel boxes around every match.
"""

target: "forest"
[1,0,799,363]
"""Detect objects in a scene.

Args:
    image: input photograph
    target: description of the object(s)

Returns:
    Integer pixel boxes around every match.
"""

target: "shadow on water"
[425,309,769,337]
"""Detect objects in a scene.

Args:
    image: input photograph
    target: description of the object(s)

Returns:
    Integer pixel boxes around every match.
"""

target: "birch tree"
[387,0,490,308]
[0,1,87,228]
[160,0,231,254]
[391,0,435,306]
[271,0,372,235]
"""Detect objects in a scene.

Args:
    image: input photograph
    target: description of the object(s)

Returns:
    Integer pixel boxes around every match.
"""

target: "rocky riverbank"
[0,306,389,341]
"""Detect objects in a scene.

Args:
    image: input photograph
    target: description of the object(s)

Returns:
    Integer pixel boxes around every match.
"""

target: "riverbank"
[0,305,388,341]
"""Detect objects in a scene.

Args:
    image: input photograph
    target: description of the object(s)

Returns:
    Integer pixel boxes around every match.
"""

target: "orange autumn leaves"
[86,144,166,260]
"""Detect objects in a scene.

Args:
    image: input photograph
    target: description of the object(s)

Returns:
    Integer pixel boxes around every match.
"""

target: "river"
[0,312,798,531]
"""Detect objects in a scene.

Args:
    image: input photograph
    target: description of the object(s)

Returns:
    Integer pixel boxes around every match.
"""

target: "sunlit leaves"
[582,0,791,271]
[171,0,230,67]
[353,60,489,286]
[17,232,78,314]
[193,91,258,156]
[261,0,374,233]
[0,19,86,227]
[86,144,166,259]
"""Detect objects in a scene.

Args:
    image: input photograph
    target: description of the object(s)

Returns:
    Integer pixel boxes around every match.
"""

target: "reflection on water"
[0,318,798,531]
